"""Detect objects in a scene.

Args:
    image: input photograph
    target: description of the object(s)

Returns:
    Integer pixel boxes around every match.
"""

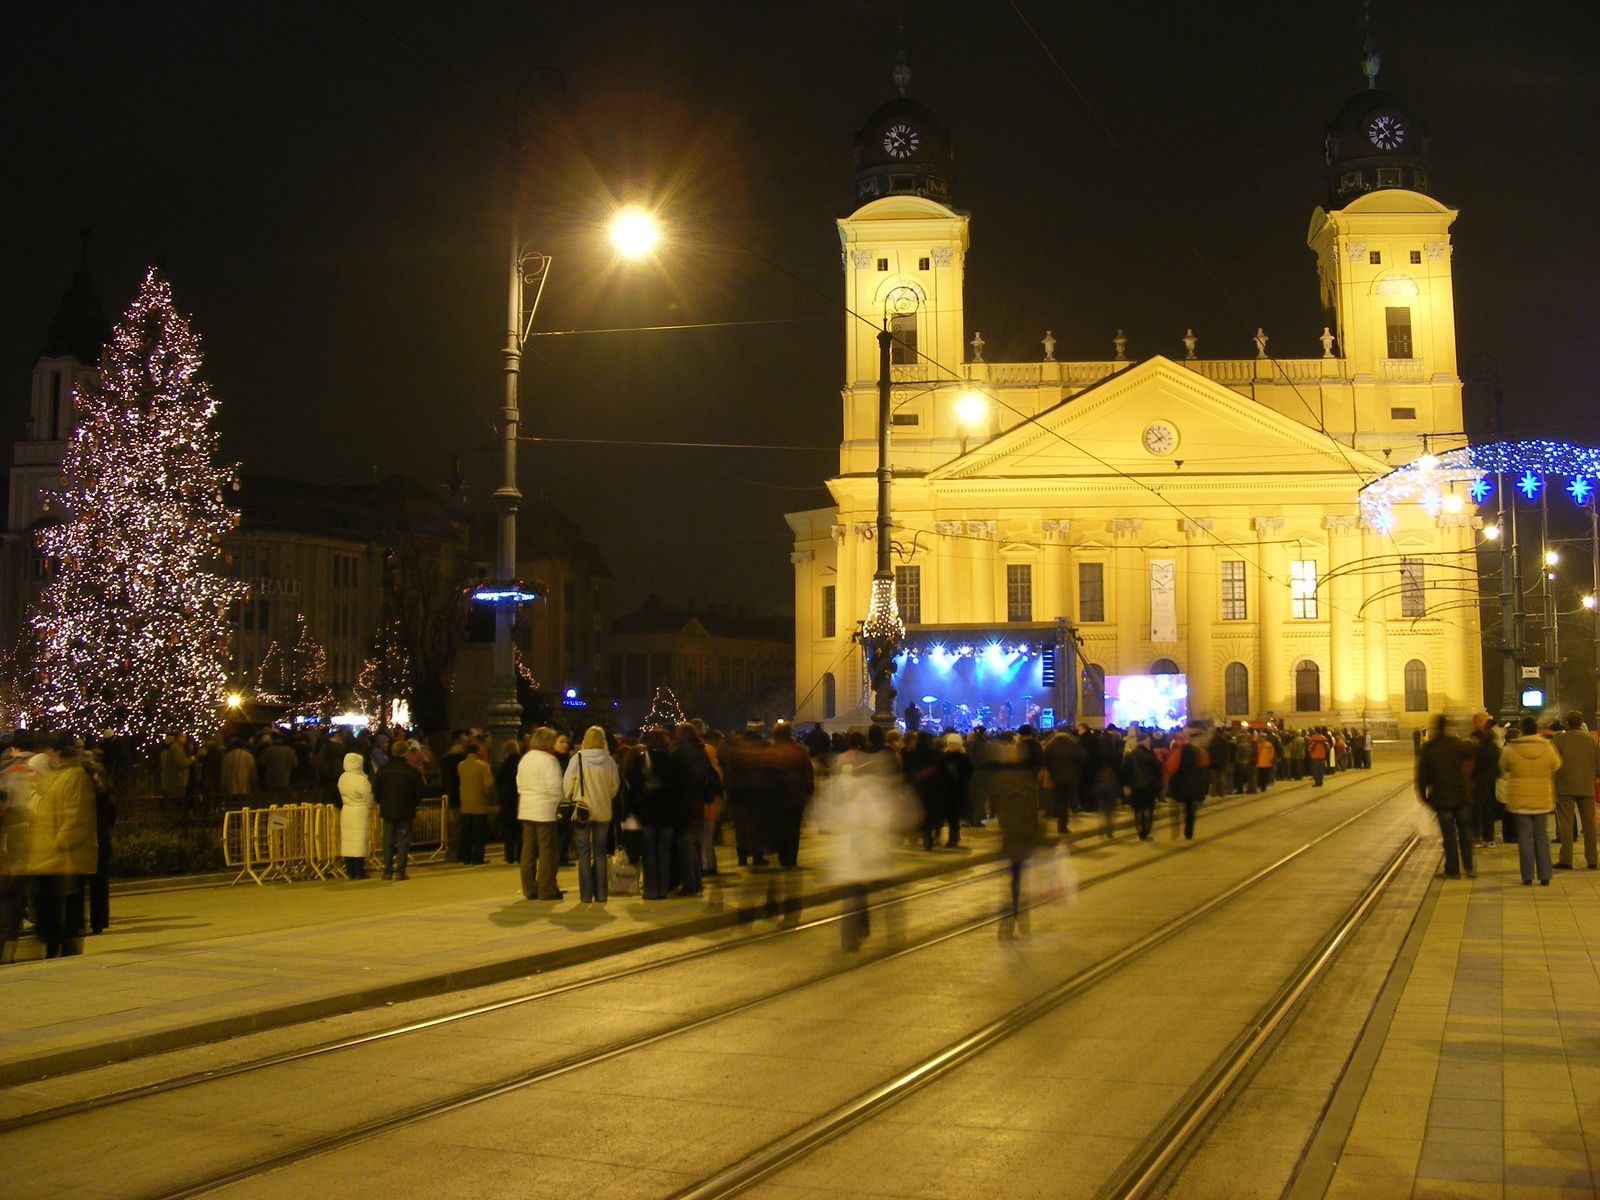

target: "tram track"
[56,772,1412,1200]
[665,790,1417,1200]
[0,765,1391,1139]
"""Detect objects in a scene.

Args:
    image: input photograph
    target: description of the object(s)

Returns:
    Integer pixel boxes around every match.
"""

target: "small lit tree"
[30,269,245,741]
[642,685,685,731]
[288,614,333,723]
[354,615,411,730]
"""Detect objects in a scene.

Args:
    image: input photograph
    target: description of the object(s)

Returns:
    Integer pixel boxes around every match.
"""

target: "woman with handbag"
[564,727,620,903]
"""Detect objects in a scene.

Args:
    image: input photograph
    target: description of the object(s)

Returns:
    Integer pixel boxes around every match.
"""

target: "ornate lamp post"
[862,288,919,727]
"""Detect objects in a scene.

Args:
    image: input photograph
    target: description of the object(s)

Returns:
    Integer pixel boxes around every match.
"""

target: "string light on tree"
[289,613,333,723]
[29,269,246,741]
[641,686,685,731]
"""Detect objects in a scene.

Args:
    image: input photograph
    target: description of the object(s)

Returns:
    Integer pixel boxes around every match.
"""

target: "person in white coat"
[337,752,374,879]
[564,726,621,902]
[517,727,565,900]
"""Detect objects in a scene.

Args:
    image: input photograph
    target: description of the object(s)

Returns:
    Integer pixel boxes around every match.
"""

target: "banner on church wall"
[1150,559,1177,643]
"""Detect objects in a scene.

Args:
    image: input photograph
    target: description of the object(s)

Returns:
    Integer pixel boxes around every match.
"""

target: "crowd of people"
[1416,710,1599,886]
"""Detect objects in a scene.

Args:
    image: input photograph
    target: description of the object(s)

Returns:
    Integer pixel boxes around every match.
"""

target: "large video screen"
[1104,673,1188,731]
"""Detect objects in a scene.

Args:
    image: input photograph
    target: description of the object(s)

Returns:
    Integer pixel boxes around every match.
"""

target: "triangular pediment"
[927,356,1388,482]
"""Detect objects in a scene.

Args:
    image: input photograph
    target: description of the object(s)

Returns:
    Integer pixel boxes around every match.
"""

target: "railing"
[1188,358,1336,383]
[1379,358,1427,381]
[890,364,930,383]
[223,799,452,885]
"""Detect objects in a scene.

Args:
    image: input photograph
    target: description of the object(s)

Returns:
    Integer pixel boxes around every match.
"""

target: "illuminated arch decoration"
[1359,440,1600,530]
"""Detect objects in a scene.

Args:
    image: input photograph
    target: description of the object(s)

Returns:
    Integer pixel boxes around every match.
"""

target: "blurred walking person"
[1500,717,1560,886]
[1415,716,1475,879]
[1124,734,1161,840]
[27,739,97,957]
[767,722,814,868]
[565,727,620,903]
[822,724,917,951]
[1169,736,1209,840]
[991,738,1045,938]
[337,752,374,879]
[0,741,44,963]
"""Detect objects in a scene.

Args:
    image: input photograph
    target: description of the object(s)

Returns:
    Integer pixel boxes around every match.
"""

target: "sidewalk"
[1322,838,1600,1199]
[0,825,1011,1086]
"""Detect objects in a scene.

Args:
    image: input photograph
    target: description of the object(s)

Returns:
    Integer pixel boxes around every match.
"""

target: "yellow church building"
[788,78,1484,735]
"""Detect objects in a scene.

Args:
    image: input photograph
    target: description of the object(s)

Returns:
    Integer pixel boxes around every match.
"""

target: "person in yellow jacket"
[25,739,97,957]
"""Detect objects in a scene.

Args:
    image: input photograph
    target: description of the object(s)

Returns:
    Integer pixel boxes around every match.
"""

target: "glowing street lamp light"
[955,391,987,426]
[1584,595,1597,611]
[226,693,243,708]
[1546,549,1561,565]
[609,208,659,258]
[1481,524,1501,539]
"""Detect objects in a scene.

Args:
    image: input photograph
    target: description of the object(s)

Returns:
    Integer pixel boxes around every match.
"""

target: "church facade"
[788,82,1484,734]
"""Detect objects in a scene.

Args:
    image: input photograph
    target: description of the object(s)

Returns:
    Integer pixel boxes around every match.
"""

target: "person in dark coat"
[1124,735,1162,840]
[83,749,116,935]
[1416,716,1476,879]
[374,745,424,880]
[670,724,714,897]
[1168,739,1209,840]
[495,740,522,864]
[1042,728,1084,834]
[626,730,680,899]
[905,731,942,850]
[1469,726,1502,848]
[767,722,814,867]
[722,724,775,867]
[990,739,1044,937]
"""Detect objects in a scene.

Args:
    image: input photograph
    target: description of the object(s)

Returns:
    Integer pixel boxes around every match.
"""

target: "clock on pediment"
[1142,422,1177,455]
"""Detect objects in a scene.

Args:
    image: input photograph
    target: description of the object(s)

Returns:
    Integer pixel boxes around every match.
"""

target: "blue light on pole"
[1518,471,1542,499]
[1568,477,1594,504]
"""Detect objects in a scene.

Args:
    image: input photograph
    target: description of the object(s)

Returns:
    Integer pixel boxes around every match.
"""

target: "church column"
[832,521,853,640]
[934,521,961,623]
[1114,519,1143,675]
[1183,519,1216,723]
[1361,522,1396,734]
[1255,517,1289,715]
[968,520,997,623]
[1326,515,1360,722]
[1039,521,1066,622]
[1439,515,1472,719]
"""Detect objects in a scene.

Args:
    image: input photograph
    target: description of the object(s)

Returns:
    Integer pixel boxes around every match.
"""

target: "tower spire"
[892,5,910,96]
[1360,0,1381,89]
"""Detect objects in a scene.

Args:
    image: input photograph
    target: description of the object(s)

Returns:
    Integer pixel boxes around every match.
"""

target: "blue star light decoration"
[1568,477,1594,504]
[1518,471,1542,499]
[1360,442,1600,529]
[1468,477,1491,505]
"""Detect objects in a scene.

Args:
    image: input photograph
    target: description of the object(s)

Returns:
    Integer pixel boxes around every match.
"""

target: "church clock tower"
[1307,64,1462,450]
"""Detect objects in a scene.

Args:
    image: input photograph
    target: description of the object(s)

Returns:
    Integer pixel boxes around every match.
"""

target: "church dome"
[851,94,952,208]
[40,262,111,366]
[1323,89,1432,209]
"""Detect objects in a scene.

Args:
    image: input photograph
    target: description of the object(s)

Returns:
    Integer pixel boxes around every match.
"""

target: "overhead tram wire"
[330,2,1421,627]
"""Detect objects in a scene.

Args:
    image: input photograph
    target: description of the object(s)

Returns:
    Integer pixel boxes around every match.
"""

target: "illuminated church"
[787,64,1483,734]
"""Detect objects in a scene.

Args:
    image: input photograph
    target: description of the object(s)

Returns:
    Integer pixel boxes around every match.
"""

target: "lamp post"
[1590,491,1599,724]
[1540,486,1561,712]
[1471,357,1524,724]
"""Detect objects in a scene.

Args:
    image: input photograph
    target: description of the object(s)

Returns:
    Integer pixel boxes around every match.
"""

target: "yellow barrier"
[365,799,453,870]
[225,800,456,885]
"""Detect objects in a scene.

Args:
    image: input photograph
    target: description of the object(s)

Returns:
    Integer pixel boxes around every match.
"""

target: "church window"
[1225,663,1249,714]
[1007,564,1033,623]
[895,565,922,625]
[1220,560,1247,620]
[1386,307,1413,359]
[1151,658,1180,675]
[1391,407,1416,420]
[890,313,918,365]
[1404,659,1429,711]
[1369,250,1382,265]
[822,585,836,638]
[1400,558,1426,617]
[48,372,61,440]
[1376,167,1402,187]
[1290,560,1318,619]
[918,257,930,271]
[876,258,888,272]
[1409,250,1422,264]
[1078,563,1104,623]
[823,671,836,719]
[1339,170,1364,194]
[1294,661,1321,712]
[1082,664,1105,719]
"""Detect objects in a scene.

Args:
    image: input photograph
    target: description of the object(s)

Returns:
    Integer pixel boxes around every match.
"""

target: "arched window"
[1225,663,1249,715]
[823,672,836,720]
[1151,658,1181,675]
[1082,664,1106,720]
[1404,659,1428,711]
[1294,661,1321,712]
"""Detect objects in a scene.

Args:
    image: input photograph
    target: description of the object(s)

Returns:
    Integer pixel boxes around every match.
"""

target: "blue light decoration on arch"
[1360,440,1600,529]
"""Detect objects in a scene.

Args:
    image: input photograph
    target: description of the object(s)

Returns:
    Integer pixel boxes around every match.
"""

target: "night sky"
[6,1,1595,619]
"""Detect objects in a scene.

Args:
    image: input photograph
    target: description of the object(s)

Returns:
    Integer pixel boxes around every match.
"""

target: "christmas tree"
[288,613,333,723]
[30,269,244,742]
[354,614,410,730]
[254,640,286,703]
[642,686,685,730]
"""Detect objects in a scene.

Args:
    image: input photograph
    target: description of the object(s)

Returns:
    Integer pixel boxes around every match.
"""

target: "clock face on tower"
[1143,423,1177,455]
[1366,114,1405,150]
[883,123,920,158]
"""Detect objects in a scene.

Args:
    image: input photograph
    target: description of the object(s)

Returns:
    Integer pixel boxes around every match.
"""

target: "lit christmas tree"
[254,640,287,703]
[354,615,410,730]
[288,613,333,723]
[30,269,245,742]
[642,686,685,731]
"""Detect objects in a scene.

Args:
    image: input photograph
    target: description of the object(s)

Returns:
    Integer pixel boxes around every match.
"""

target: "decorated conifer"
[642,685,685,731]
[30,269,244,741]
[289,613,333,722]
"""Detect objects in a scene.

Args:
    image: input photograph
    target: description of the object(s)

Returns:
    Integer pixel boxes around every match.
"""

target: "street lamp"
[609,208,658,258]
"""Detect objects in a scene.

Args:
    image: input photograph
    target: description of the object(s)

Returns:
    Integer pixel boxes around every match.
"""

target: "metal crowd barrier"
[223,800,453,886]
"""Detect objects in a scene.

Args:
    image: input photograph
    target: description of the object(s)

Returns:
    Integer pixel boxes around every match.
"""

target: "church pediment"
[927,355,1388,483]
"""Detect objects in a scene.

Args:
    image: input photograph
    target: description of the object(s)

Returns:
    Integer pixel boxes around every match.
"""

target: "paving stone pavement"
[1327,837,1600,1200]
